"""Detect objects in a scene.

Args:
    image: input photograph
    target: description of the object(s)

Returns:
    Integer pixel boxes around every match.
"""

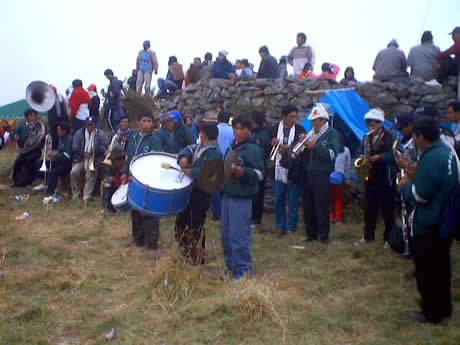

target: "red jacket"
[436,41,460,62]
[69,87,91,119]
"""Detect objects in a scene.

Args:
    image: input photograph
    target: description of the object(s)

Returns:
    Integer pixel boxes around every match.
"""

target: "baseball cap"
[449,27,460,35]
[394,112,414,130]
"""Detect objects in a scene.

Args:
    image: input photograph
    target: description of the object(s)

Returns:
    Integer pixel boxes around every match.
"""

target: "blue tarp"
[301,89,393,139]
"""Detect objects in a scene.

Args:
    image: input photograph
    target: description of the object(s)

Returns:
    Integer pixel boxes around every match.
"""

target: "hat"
[280,55,288,61]
[88,84,97,92]
[104,69,114,76]
[394,112,414,130]
[160,112,175,123]
[143,40,150,46]
[364,108,385,122]
[49,84,57,93]
[86,117,97,125]
[449,27,460,35]
[387,39,399,48]
[218,50,228,57]
[413,105,438,118]
[171,110,182,123]
[308,103,330,121]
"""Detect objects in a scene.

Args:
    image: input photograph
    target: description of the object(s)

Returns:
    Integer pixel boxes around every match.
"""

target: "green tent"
[0,99,48,120]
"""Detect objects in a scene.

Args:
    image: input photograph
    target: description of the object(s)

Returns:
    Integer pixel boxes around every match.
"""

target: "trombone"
[269,142,281,161]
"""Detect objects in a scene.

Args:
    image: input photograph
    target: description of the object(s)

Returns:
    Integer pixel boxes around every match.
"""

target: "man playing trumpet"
[70,117,108,201]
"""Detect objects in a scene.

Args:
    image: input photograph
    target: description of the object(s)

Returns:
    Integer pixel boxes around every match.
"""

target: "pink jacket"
[316,64,341,81]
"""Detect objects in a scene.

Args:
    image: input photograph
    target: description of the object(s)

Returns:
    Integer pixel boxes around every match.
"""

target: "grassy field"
[1,146,460,345]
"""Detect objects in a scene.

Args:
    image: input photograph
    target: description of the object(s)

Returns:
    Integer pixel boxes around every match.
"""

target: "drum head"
[112,183,128,206]
[130,152,192,190]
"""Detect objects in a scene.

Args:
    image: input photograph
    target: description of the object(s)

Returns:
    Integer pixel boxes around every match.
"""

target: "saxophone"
[354,129,376,182]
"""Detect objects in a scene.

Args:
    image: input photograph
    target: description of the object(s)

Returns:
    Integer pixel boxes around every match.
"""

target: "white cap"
[218,50,228,57]
[308,103,330,121]
[364,108,385,122]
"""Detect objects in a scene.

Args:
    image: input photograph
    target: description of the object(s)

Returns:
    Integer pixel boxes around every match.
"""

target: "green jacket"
[301,128,343,179]
[157,124,195,154]
[252,127,270,163]
[15,122,44,149]
[122,131,162,174]
[55,134,73,163]
[402,141,458,236]
[177,142,222,181]
[222,140,265,199]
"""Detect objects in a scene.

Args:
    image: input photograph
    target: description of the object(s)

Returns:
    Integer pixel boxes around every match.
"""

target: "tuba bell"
[26,81,56,113]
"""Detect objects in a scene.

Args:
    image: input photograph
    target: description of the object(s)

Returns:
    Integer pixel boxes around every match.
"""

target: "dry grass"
[1,148,460,345]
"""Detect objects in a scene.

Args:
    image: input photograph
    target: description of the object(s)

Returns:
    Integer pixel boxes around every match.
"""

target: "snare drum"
[128,152,193,217]
[111,183,132,212]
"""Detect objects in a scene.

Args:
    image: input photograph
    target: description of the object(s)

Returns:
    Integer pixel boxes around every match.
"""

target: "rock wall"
[159,76,459,123]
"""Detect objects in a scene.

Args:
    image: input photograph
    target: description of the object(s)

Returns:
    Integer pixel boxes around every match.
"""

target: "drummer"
[101,148,125,215]
[121,112,163,250]
[175,122,223,264]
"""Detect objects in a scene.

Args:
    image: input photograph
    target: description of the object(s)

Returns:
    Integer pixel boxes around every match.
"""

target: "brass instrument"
[393,136,410,257]
[85,129,97,172]
[354,128,377,182]
[39,134,52,173]
[18,121,46,154]
[102,133,125,166]
[290,131,316,158]
[269,142,281,161]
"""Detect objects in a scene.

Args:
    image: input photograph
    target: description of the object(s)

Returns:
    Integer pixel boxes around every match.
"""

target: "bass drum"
[128,152,193,217]
[111,183,133,213]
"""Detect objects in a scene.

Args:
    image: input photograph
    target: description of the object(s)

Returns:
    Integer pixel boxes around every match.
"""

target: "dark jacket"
[106,78,124,108]
[222,140,265,199]
[402,141,458,236]
[55,134,73,163]
[257,55,279,79]
[15,122,44,149]
[122,131,162,174]
[157,125,195,154]
[355,128,397,184]
[127,75,137,92]
[212,59,235,79]
[252,127,270,162]
[301,128,343,179]
[72,128,109,165]
[48,96,69,126]
[177,143,222,181]
[89,94,100,120]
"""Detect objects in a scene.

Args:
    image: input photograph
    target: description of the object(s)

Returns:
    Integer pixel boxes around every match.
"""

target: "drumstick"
[161,162,182,173]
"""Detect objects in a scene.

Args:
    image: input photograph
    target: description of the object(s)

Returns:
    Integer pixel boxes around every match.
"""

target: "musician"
[48,85,69,150]
[101,148,125,215]
[301,103,343,243]
[12,109,44,187]
[175,122,223,263]
[117,116,133,149]
[399,117,458,324]
[354,108,396,246]
[172,111,195,152]
[269,104,306,236]
[35,121,73,202]
[121,112,162,250]
[157,112,176,152]
[251,111,270,228]
[70,117,109,201]
[222,115,264,280]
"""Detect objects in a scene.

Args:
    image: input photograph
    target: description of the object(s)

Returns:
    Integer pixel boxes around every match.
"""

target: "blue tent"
[301,89,393,140]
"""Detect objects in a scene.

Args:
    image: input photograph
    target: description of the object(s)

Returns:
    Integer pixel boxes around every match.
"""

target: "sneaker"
[383,241,389,249]
[51,194,62,203]
[251,223,261,229]
[42,196,53,205]
[354,238,367,246]
[425,79,442,88]
[34,184,48,191]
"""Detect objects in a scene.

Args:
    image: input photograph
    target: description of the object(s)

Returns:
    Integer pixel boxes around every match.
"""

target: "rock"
[252,97,264,107]
[421,93,447,104]
[264,81,285,95]
[254,79,271,89]
[221,89,231,98]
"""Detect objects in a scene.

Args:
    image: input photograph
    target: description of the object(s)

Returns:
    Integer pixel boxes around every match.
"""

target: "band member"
[269,104,306,235]
[70,117,109,201]
[175,122,222,263]
[157,112,177,153]
[172,111,195,152]
[301,103,342,243]
[116,116,133,149]
[221,116,264,280]
[12,109,44,187]
[104,69,126,133]
[121,112,162,249]
[250,111,270,228]
[400,117,458,324]
[101,148,125,215]
[354,108,396,245]
[48,85,69,150]
[35,121,73,203]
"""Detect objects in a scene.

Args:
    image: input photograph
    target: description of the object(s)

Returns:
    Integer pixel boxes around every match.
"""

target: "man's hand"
[179,157,189,169]
[368,155,381,162]
[233,165,245,177]
[182,168,192,177]
[84,152,91,159]
[121,174,129,185]
[48,151,57,161]
[281,144,291,153]
[305,140,316,150]
[271,138,280,146]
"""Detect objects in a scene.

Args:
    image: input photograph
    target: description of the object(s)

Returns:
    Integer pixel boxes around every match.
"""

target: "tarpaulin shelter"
[0,99,48,120]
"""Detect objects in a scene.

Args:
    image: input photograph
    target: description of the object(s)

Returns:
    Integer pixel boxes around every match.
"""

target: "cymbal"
[197,160,224,195]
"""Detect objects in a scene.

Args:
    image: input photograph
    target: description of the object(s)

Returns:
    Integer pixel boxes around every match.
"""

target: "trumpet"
[85,129,97,172]
[102,133,125,166]
[269,142,281,161]
[39,134,52,173]
[290,131,316,158]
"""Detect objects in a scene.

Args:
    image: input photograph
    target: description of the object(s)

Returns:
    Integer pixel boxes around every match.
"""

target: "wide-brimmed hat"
[364,108,385,122]
[308,103,330,121]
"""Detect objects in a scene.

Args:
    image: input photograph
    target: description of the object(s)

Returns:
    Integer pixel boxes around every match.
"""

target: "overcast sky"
[0,0,458,105]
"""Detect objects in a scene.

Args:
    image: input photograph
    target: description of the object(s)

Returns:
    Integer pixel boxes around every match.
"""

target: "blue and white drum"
[128,152,193,217]
[111,183,132,212]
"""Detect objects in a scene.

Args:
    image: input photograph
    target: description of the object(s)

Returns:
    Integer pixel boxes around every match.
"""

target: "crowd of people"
[4,26,460,325]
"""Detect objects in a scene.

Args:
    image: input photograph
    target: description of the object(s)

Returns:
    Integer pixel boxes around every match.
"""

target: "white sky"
[0,0,459,105]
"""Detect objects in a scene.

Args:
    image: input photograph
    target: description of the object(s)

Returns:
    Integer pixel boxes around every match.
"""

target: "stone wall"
[159,76,459,123]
